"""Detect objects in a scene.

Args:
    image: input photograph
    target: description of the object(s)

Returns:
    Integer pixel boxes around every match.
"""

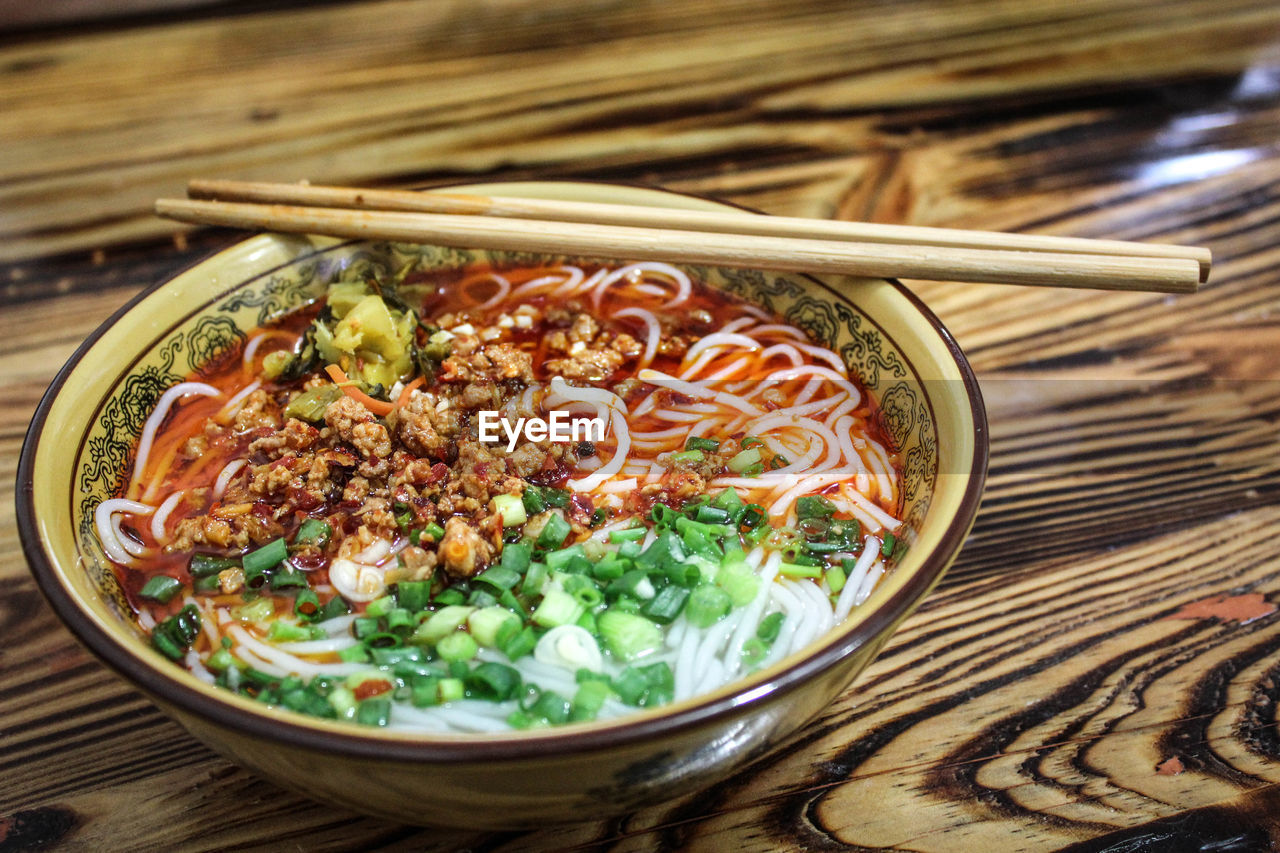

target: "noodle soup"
[98,260,902,732]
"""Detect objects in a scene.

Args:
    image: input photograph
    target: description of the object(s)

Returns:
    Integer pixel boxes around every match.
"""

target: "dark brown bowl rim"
[17,180,988,763]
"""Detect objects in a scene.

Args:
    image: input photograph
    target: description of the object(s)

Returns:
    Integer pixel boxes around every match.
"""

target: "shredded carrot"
[324,364,395,416]
[323,364,424,416]
[395,375,426,408]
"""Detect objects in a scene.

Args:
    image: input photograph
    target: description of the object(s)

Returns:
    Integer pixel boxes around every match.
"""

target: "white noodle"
[130,382,221,499]
[474,272,512,310]
[228,625,368,677]
[215,379,263,423]
[213,458,248,500]
[94,498,155,566]
[613,307,661,368]
[150,490,185,545]
[834,538,880,622]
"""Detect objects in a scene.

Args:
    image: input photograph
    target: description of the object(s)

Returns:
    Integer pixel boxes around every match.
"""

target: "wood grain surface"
[4,0,1280,850]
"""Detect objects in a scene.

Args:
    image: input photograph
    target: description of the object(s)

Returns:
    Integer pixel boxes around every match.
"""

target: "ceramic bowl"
[17,181,986,828]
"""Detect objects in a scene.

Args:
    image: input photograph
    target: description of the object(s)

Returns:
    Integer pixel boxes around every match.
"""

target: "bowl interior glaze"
[19,181,986,827]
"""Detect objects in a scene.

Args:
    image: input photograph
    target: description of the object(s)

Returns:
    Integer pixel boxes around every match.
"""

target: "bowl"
[17,181,987,828]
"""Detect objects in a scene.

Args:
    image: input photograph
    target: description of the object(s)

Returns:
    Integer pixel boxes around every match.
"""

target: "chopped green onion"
[779,562,822,579]
[436,631,479,662]
[395,581,432,613]
[337,644,370,663]
[757,611,785,642]
[410,605,476,644]
[475,564,521,591]
[243,537,287,576]
[541,487,571,509]
[468,606,521,647]
[420,522,445,543]
[740,436,764,449]
[726,447,762,473]
[738,504,766,530]
[206,647,237,673]
[189,553,239,578]
[796,495,837,520]
[490,493,527,527]
[352,616,380,639]
[293,518,332,547]
[500,541,532,574]
[530,690,572,725]
[571,679,612,721]
[825,564,847,594]
[521,485,546,515]
[355,696,389,722]
[234,597,273,623]
[410,674,442,707]
[536,513,572,550]
[266,621,312,642]
[597,611,663,661]
[438,678,465,703]
[664,560,702,588]
[433,587,467,606]
[521,561,549,597]
[669,449,705,465]
[138,574,182,604]
[316,596,350,621]
[607,569,655,601]
[686,584,732,628]
[648,503,680,530]
[151,604,201,661]
[328,685,358,719]
[611,666,649,705]
[545,544,586,573]
[467,662,522,701]
[499,625,538,660]
[715,557,760,607]
[695,505,732,525]
[641,585,689,624]
[685,436,721,453]
[881,532,897,558]
[637,662,675,706]
[385,608,415,632]
[532,589,585,629]
[192,574,219,594]
[608,526,647,544]
[270,569,308,591]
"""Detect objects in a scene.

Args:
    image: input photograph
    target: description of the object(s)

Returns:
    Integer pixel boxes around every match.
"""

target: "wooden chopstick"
[156,182,1209,293]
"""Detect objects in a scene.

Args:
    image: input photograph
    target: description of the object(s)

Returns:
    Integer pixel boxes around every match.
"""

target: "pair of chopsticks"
[156,180,1210,293]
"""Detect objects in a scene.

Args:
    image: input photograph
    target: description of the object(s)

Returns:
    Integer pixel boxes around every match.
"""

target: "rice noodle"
[213,459,248,501]
[94,498,155,566]
[215,379,263,423]
[613,307,661,368]
[150,490,186,545]
[129,382,221,500]
[835,538,880,621]
[228,625,369,677]
[471,272,512,310]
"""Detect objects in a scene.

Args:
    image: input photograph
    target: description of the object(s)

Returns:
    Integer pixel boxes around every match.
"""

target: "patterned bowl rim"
[17,180,988,761]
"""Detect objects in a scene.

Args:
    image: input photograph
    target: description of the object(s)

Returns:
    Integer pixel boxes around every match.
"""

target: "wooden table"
[4,1,1280,849]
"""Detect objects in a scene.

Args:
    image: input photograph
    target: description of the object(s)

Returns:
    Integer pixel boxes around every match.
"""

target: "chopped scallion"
[138,574,182,603]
